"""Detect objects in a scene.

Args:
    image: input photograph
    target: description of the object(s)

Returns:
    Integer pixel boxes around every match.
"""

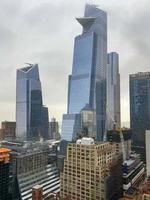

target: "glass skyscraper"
[130,72,150,159]
[107,52,120,130]
[61,4,107,141]
[16,64,49,141]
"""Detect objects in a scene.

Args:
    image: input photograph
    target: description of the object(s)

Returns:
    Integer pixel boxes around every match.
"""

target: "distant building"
[61,3,107,141]
[16,64,49,141]
[49,118,60,140]
[146,130,150,177]
[107,52,120,130]
[0,121,16,140]
[130,72,150,160]
[60,138,122,199]
[0,148,11,200]
[2,141,60,200]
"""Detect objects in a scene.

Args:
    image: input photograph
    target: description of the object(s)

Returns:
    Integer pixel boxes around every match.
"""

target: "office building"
[60,138,122,200]
[16,63,49,141]
[2,141,60,200]
[0,148,11,200]
[130,72,150,159]
[146,130,150,177]
[107,52,120,130]
[123,153,145,191]
[49,118,60,140]
[61,3,107,141]
[0,121,16,140]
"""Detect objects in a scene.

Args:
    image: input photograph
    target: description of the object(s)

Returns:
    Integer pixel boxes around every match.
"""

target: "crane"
[104,105,127,162]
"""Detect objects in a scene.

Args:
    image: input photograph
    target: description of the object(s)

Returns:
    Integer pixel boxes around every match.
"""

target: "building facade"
[123,153,145,191]
[60,138,122,200]
[2,141,60,200]
[49,118,60,140]
[146,130,150,177]
[61,3,107,141]
[107,129,132,159]
[0,121,16,140]
[32,185,43,200]
[0,148,11,200]
[107,52,120,130]
[16,64,49,141]
[130,72,150,159]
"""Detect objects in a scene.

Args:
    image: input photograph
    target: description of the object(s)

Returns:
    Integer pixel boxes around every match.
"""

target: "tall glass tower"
[16,64,49,141]
[107,52,120,130]
[130,72,150,160]
[61,4,107,141]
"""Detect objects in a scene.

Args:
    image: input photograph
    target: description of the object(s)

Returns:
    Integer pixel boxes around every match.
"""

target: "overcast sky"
[0,0,150,126]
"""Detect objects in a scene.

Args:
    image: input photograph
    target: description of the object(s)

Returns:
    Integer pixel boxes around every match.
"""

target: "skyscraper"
[61,4,107,141]
[130,72,150,159]
[107,52,120,130]
[16,64,49,141]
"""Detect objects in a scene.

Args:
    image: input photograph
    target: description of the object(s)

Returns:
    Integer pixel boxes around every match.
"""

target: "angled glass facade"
[16,64,49,141]
[62,4,107,141]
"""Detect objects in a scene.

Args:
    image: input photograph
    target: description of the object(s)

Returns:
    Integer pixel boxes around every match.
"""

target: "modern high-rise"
[130,72,150,158]
[60,138,122,200]
[61,3,107,141]
[16,64,49,141]
[107,52,120,130]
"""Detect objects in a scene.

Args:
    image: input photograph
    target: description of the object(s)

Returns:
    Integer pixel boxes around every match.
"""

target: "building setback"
[16,64,49,141]
[61,3,107,141]
[130,72,150,159]
[60,138,122,200]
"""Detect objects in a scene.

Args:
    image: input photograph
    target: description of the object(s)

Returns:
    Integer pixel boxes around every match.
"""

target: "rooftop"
[76,137,94,145]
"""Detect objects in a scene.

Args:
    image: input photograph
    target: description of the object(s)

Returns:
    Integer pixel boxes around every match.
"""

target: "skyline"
[0,0,150,126]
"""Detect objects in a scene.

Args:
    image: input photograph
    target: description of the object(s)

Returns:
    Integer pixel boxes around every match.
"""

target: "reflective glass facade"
[62,4,107,141]
[107,52,120,130]
[130,72,150,150]
[61,114,81,141]
[16,64,49,141]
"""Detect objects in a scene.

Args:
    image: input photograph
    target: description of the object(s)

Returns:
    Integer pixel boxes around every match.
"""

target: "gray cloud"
[0,0,150,124]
